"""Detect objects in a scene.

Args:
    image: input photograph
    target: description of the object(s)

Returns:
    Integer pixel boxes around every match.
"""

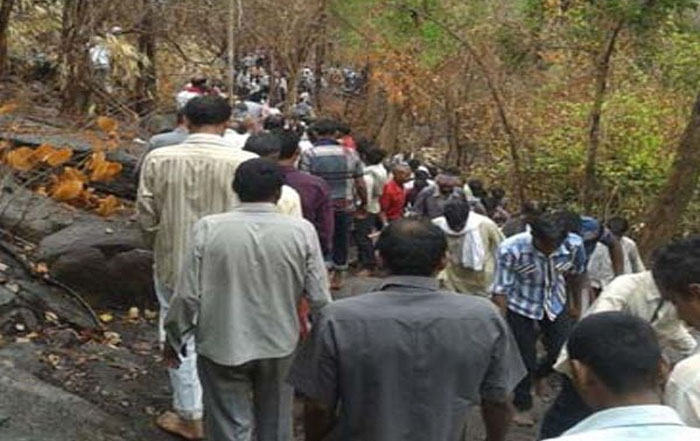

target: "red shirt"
[380,179,406,220]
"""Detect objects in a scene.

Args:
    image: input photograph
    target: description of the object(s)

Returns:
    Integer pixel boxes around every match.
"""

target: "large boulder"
[38,219,155,309]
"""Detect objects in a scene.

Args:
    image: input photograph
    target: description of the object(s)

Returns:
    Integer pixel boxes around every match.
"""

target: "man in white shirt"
[137,96,257,440]
[164,158,331,441]
[544,312,700,441]
[587,217,645,290]
[656,237,700,428]
[353,147,388,276]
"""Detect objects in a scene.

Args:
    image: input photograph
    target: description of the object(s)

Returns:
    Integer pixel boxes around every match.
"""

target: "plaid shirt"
[491,232,586,321]
[299,139,364,211]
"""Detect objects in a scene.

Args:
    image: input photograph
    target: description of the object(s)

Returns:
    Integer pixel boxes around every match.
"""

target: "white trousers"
[155,277,203,420]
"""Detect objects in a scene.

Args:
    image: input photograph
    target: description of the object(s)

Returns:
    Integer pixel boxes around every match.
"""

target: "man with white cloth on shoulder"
[433,198,504,296]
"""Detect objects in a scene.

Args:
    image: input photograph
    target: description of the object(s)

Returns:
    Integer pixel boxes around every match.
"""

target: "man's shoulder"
[670,353,700,386]
[147,143,256,161]
[501,232,531,250]
[602,271,654,296]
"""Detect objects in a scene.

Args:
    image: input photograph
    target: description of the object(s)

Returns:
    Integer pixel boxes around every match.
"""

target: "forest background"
[0,0,699,258]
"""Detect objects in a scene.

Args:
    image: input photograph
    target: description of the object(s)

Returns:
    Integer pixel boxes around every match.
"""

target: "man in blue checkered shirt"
[491,211,587,426]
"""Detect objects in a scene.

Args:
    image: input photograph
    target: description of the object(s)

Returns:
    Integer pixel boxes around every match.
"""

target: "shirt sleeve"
[352,152,364,179]
[136,156,159,249]
[298,149,312,172]
[491,245,516,298]
[628,240,646,273]
[164,219,207,353]
[570,237,588,275]
[303,223,332,312]
[480,312,527,402]
[665,361,700,427]
[287,312,339,409]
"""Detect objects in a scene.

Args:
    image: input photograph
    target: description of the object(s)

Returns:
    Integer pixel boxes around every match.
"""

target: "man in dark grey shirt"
[288,218,526,441]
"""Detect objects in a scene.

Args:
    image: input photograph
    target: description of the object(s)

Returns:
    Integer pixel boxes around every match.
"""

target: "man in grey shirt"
[163,158,332,441]
[288,218,526,441]
[134,111,189,178]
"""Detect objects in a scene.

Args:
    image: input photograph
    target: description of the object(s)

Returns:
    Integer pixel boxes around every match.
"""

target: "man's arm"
[481,400,513,441]
[163,220,207,357]
[136,156,159,248]
[354,176,368,212]
[303,223,332,312]
[490,246,515,316]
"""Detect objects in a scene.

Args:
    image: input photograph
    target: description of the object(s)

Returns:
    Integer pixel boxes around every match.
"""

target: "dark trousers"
[353,213,379,269]
[538,376,593,439]
[332,211,352,270]
[506,309,572,411]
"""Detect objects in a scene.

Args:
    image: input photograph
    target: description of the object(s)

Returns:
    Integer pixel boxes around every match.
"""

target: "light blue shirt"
[544,405,700,441]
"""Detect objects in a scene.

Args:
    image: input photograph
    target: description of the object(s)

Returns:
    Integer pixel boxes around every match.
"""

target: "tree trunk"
[581,21,623,211]
[638,92,700,259]
[0,0,14,77]
[135,0,157,115]
[378,101,402,153]
[60,0,92,113]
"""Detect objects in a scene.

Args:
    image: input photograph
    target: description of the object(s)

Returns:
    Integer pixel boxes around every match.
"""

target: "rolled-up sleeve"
[164,219,207,353]
[491,246,516,298]
[480,313,527,402]
[287,312,339,409]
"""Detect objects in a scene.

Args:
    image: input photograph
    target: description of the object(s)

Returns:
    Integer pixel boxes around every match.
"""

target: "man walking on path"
[137,96,256,440]
[380,163,411,222]
[164,158,331,441]
[353,147,388,276]
[491,212,587,427]
[277,130,334,256]
[300,118,367,290]
[289,218,525,441]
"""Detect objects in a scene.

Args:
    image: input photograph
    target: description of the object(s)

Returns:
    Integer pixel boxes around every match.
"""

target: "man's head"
[607,217,629,239]
[243,132,282,159]
[568,312,664,410]
[309,118,338,139]
[232,158,284,204]
[337,122,351,136]
[653,236,700,330]
[435,173,461,196]
[468,179,486,199]
[277,130,301,164]
[376,218,447,277]
[183,96,231,134]
[407,159,421,173]
[530,211,569,256]
[392,163,412,185]
[444,198,471,232]
[365,148,387,166]
[263,114,285,131]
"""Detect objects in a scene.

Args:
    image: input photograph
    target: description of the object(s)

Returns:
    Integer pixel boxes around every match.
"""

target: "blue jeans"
[331,211,352,270]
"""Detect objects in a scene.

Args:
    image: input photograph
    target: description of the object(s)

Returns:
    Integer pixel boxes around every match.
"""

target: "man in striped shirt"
[491,212,587,427]
[300,119,367,289]
[137,95,256,440]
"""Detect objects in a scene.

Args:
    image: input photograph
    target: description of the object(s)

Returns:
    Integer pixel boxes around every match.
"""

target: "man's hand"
[163,344,182,369]
[491,294,508,317]
[568,304,581,321]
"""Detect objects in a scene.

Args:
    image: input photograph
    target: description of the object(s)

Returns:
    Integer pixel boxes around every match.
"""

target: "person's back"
[189,207,323,365]
[289,219,525,441]
[303,286,515,441]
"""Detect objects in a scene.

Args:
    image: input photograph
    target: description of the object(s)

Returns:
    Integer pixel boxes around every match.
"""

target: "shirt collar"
[314,138,340,147]
[565,405,684,435]
[183,133,232,147]
[233,202,278,213]
[376,276,440,292]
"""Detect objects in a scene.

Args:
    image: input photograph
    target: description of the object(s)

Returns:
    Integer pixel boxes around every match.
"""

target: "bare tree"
[0,0,14,77]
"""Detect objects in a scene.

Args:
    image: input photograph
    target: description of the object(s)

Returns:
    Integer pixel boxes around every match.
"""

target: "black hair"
[407,159,421,172]
[426,165,439,178]
[309,118,338,137]
[444,198,470,231]
[263,114,285,131]
[191,77,207,88]
[243,132,282,158]
[492,188,506,201]
[175,109,186,125]
[233,158,284,203]
[560,210,582,235]
[365,148,387,166]
[607,217,629,237]
[376,218,447,276]
[530,211,569,247]
[568,312,661,395]
[652,236,700,297]
[183,95,232,126]
[277,130,301,160]
[337,122,351,135]
[522,200,545,217]
[468,179,486,199]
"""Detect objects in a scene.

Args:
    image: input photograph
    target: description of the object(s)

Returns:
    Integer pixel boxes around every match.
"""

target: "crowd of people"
[135,94,700,441]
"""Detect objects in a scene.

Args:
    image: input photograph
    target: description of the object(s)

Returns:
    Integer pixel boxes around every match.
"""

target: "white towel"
[433,213,488,271]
